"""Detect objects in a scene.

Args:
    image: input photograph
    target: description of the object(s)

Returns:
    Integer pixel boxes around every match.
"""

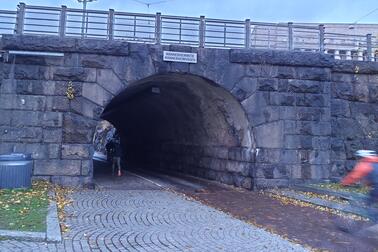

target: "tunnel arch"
[100,73,256,189]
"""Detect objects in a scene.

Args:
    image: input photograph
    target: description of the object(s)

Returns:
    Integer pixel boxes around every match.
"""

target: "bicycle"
[333,191,378,245]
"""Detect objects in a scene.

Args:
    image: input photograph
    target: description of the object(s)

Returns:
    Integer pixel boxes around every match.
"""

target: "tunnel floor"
[90,160,378,251]
[93,159,232,193]
[0,182,307,252]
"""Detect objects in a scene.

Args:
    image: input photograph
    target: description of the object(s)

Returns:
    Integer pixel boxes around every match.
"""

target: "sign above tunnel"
[163,51,197,63]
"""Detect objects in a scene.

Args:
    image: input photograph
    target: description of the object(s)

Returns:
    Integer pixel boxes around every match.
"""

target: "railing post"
[346,50,352,60]
[288,22,293,50]
[199,15,205,48]
[59,5,67,38]
[107,9,114,40]
[358,50,363,61]
[155,12,161,44]
[367,33,372,61]
[334,50,340,60]
[16,2,26,34]
[244,19,251,49]
[81,1,87,38]
[319,24,325,53]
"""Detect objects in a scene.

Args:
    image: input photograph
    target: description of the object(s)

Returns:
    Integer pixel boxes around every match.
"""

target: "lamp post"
[77,0,96,37]
[348,7,378,30]
[131,0,171,40]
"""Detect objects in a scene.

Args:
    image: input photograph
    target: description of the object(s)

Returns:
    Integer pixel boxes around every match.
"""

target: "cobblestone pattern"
[0,190,307,251]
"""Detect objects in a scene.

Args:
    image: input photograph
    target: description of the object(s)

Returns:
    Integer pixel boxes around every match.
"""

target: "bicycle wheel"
[334,217,361,234]
[333,198,364,234]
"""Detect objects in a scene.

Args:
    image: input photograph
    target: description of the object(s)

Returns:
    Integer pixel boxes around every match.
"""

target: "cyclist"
[341,150,378,221]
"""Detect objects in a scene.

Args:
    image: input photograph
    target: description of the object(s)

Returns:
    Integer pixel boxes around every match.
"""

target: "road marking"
[128,171,165,188]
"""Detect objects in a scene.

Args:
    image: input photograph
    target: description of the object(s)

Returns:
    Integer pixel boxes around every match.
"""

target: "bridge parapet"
[0,3,377,61]
[0,34,130,56]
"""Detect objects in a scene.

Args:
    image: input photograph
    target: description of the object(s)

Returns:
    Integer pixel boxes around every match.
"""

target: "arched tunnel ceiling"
[101,73,253,148]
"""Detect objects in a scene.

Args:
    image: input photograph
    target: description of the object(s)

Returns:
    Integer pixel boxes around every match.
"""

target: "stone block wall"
[0,35,132,186]
[140,144,254,189]
[0,60,98,185]
[330,62,378,178]
[247,68,332,187]
[0,35,377,189]
[229,50,333,188]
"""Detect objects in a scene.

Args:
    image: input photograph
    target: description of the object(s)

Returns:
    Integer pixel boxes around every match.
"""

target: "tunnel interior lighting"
[7,50,64,57]
[151,87,160,94]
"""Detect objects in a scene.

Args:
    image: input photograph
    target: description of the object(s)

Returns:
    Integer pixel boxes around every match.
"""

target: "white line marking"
[128,171,165,188]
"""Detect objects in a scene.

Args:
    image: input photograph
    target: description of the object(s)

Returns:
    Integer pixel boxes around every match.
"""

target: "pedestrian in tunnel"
[106,131,124,177]
[341,150,378,222]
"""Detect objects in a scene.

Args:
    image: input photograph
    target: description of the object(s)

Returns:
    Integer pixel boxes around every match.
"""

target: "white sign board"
[163,51,197,63]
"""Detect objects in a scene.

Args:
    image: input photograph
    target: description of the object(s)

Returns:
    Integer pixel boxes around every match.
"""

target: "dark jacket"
[106,137,123,158]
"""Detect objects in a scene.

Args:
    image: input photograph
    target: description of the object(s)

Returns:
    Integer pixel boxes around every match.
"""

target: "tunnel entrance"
[100,73,255,189]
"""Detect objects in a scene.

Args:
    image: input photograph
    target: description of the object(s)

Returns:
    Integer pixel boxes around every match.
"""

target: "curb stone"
[268,189,372,219]
[46,190,62,242]
[0,189,62,242]
[0,230,46,242]
[292,184,369,202]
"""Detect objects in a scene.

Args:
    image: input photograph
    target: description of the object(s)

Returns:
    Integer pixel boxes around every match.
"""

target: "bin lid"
[0,153,32,161]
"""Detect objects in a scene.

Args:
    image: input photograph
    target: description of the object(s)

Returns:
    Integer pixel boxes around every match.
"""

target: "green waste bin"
[0,153,33,189]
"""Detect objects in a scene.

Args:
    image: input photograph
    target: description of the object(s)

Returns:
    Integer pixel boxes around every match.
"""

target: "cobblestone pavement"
[0,188,307,251]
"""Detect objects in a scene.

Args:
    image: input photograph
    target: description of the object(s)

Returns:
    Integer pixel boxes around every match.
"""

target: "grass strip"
[0,181,49,232]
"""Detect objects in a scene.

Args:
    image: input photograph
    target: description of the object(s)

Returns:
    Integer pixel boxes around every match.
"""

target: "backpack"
[367,162,378,186]
[106,141,116,156]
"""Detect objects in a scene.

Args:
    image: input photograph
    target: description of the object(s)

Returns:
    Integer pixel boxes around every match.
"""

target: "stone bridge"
[0,35,377,189]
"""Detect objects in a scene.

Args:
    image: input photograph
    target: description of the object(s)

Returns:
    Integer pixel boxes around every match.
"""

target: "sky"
[0,0,377,24]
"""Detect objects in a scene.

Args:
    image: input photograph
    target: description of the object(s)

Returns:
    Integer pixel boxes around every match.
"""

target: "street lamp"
[348,6,378,29]
[77,0,97,37]
[132,0,172,11]
[131,0,172,40]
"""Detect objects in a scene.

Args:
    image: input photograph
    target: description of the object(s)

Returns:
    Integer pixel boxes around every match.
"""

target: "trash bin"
[0,153,33,189]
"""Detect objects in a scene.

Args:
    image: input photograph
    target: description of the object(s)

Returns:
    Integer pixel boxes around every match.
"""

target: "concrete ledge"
[46,191,62,242]
[0,230,45,242]
[0,35,130,56]
[332,60,378,74]
[268,189,372,219]
[292,184,369,202]
[0,189,62,243]
[230,49,334,67]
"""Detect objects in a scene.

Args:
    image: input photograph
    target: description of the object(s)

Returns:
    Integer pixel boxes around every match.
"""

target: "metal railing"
[0,3,377,61]
[0,10,17,34]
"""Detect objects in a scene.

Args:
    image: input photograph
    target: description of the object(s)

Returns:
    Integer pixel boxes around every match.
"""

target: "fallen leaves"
[267,192,367,222]
[301,191,349,205]
[54,184,74,234]
[314,183,369,194]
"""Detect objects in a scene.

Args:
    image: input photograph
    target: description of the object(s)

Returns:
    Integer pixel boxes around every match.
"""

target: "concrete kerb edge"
[46,190,62,242]
[0,229,46,242]
[292,184,369,202]
[0,189,62,243]
[267,189,372,219]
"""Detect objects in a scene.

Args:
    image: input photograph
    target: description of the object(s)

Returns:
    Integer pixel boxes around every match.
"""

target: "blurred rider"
[341,150,378,221]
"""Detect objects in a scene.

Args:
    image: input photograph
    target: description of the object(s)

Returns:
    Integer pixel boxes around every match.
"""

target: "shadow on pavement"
[93,160,161,190]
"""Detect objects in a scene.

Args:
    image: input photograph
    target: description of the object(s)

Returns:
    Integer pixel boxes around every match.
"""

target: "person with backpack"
[106,131,123,177]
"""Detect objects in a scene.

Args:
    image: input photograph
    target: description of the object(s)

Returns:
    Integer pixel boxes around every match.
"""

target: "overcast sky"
[1,0,377,24]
